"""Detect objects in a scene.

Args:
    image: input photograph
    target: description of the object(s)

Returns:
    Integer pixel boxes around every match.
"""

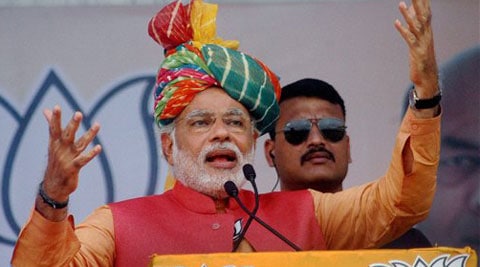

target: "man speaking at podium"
[11,0,441,266]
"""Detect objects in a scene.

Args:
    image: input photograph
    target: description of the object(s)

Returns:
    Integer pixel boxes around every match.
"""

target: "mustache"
[300,146,335,164]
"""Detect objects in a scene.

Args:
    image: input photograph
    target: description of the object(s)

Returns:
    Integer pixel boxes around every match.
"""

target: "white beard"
[171,139,254,199]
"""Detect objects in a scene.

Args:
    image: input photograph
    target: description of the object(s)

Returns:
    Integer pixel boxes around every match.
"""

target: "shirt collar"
[172,181,251,214]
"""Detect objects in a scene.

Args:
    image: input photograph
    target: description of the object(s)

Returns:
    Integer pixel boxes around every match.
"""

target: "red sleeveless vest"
[109,182,326,267]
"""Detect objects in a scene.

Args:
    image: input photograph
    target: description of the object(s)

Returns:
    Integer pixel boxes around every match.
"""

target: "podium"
[150,247,477,267]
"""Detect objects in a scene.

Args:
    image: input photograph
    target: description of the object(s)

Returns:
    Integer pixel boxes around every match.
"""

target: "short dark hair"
[269,78,346,139]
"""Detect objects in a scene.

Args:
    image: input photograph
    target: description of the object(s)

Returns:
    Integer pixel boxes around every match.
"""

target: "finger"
[398,2,412,24]
[73,144,102,169]
[409,0,432,37]
[43,109,53,123]
[61,111,83,144]
[398,2,418,35]
[45,105,62,140]
[412,0,431,24]
[394,19,415,48]
[74,122,101,152]
[397,2,424,44]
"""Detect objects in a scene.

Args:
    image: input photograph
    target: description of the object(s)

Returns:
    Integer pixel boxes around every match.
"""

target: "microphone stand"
[225,164,302,252]
[228,164,259,251]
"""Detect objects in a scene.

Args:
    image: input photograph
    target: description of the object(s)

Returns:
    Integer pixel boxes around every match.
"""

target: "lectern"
[150,246,477,267]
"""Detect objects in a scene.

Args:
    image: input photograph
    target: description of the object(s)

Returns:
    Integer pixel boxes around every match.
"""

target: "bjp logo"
[370,253,471,267]
[0,69,169,260]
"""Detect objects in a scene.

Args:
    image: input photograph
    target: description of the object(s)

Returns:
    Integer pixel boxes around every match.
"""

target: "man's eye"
[224,118,245,128]
[190,118,212,127]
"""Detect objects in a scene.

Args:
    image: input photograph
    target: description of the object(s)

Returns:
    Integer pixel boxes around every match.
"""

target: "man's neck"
[214,198,229,213]
[281,182,343,193]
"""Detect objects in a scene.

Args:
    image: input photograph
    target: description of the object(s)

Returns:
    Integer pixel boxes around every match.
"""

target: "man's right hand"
[36,105,102,221]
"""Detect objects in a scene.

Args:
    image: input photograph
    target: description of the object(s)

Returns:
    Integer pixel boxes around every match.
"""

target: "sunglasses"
[277,118,347,145]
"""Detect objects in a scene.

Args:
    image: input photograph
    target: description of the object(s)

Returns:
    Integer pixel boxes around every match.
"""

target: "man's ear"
[252,130,259,149]
[161,133,174,165]
[264,139,276,167]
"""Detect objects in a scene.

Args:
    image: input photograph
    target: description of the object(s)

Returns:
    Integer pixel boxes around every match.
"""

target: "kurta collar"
[172,181,253,214]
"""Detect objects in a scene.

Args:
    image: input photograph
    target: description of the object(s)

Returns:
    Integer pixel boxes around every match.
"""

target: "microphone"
[224,164,302,252]
[224,180,257,251]
[242,164,259,215]
[224,164,259,251]
[243,163,256,182]
[224,181,239,197]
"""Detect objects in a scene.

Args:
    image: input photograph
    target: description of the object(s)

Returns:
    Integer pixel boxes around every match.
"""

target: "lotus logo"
[0,69,169,262]
[370,254,470,267]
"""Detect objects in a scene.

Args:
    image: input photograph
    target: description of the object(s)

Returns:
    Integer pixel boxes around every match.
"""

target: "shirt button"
[211,223,221,230]
[412,124,418,130]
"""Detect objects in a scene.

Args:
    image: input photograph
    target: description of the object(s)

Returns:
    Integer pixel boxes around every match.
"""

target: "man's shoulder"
[258,189,313,204]
[109,192,171,209]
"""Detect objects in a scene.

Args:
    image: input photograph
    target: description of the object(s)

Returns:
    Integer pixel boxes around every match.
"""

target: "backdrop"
[1,1,478,265]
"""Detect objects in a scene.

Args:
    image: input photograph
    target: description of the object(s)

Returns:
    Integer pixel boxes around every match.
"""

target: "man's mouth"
[304,151,332,160]
[301,148,335,165]
[206,149,238,168]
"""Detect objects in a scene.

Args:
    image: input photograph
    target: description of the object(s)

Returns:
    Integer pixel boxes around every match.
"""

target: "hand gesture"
[37,105,102,220]
[395,0,439,99]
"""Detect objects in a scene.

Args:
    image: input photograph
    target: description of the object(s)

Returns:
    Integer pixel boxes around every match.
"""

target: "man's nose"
[306,124,326,146]
[209,119,230,141]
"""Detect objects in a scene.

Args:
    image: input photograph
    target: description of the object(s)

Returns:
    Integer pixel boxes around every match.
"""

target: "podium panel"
[150,247,477,267]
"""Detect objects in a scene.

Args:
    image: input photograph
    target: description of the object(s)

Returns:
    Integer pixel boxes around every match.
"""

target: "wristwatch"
[409,88,442,109]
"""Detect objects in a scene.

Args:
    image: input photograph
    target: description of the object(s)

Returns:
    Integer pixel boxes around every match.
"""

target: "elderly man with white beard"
[165,88,257,200]
[11,0,441,266]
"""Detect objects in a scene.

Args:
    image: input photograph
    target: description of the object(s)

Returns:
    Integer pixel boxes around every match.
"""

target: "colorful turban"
[148,0,281,135]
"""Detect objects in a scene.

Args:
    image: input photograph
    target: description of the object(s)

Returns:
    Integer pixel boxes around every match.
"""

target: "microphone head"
[224,181,239,197]
[243,164,256,182]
